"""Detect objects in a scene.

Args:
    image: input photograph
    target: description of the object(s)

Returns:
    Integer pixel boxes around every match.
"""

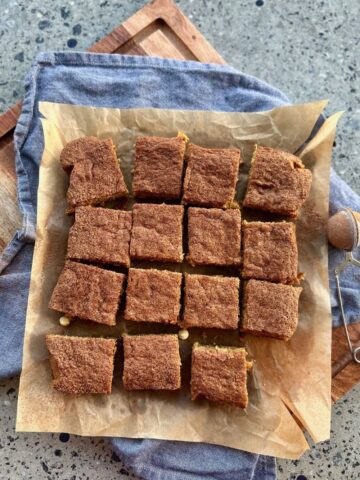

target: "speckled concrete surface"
[1,378,360,480]
[0,1,359,479]
[0,377,138,480]
[1,0,359,193]
[277,383,360,480]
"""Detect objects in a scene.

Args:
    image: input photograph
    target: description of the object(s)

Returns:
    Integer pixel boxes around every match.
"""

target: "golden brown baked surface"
[182,274,240,329]
[124,268,182,324]
[130,203,184,263]
[187,207,241,266]
[123,334,181,390]
[191,344,250,407]
[183,144,241,207]
[242,279,302,340]
[60,137,128,213]
[243,145,312,217]
[60,136,100,170]
[132,136,186,200]
[46,335,117,394]
[48,260,125,325]
[67,206,132,267]
[242,221,298,284]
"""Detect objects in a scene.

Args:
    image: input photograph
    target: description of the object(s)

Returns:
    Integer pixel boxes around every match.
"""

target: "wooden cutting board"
[0,0,358,402]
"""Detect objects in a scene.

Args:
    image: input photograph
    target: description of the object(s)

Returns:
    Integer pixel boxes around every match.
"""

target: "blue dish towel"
[1,52,360,480]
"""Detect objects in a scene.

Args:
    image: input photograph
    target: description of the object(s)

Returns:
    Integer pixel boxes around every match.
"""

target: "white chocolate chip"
[177,131,189,143]
[178,329,189,340]
[59,316,71,327]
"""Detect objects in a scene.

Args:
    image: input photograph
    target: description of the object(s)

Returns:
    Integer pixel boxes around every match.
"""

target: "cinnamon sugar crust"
[183,143,241,207]
[60,137,128,213]
[67,206,132,267]
[242,221,298,284]
[124,268,182,324]
[130,203,184,263]
[49,260,125,326]
[187,207,241,266]
[123,334,181,390]
[46,335,117,394]
[242,279,302,340]
[132,135,186,200]
[182,274,240,329]
[243,145,312,217]
[191,344,251,407]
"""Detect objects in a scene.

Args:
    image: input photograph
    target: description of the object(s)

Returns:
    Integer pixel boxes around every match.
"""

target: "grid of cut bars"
[46,135,311,405]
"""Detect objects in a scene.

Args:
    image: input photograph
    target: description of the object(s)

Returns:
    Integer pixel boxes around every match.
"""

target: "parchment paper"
[16,100,341,459]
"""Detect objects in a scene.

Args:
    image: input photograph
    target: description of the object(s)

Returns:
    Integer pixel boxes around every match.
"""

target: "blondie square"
[49,260,125,325]
[242,221,298,284]
[46,335,117,394]
[130,203,184,263]
[242,279,302,340]
[132,135,186,200]
[182,143,241,207]
[60,137,128,213]
[243,145,312,217]
[182,274,240,329]
[124,268,182,324]
[191,344,251,407]
[187,207,241,266]
[122,334,181,390]
[67,206,132,267]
